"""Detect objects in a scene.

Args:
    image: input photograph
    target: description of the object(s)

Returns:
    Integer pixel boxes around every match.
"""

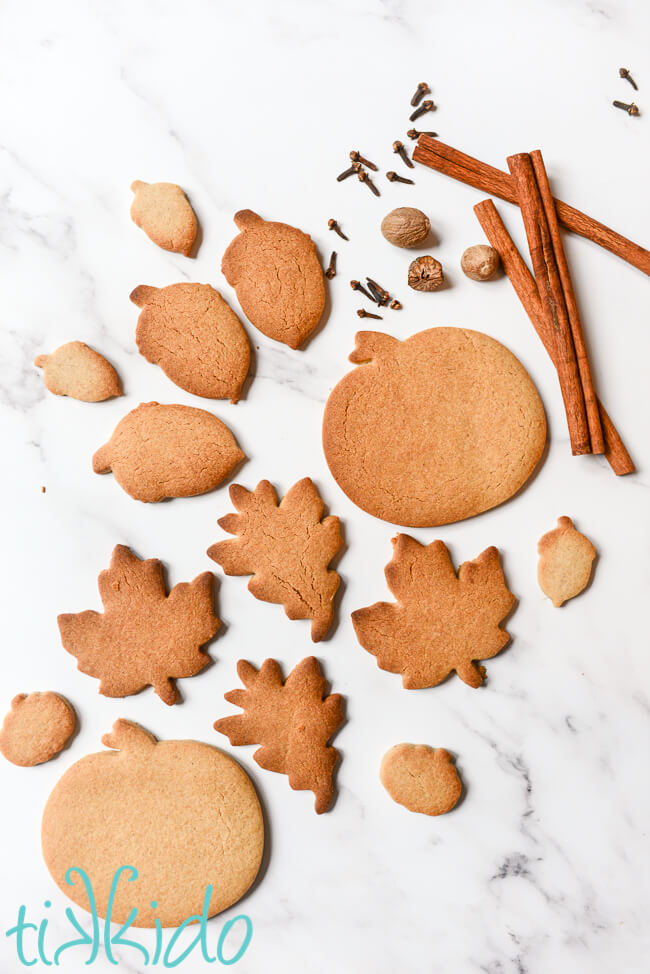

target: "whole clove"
[619,67,638,90]
[358,170,380,196]
[328,218,349,240]
[387,171,414,185]
[357,308,383,320]
[410,82,430,107]
[366,277,389,300]
[325,251,337,279]
[613,99,640,116]
[407,128,438,140]
[350,150,378,171]
[350,279,377,302]
[393,140,414,168]
[409,99,435,122]
[337,161,362,182]
[390,299,402,310]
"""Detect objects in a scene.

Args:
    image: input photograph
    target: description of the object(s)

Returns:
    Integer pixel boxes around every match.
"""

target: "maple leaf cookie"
[352,535,515,688]
[208,478,343,641]
[221,210,326,348]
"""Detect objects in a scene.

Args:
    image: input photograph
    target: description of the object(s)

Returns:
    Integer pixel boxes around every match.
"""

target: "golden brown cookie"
[207,479,342,641]
[0,693,76,767]
[34,342,121,402]
[58,545,220,705]
[92,401,244,502]
[380,744,462,815]
[130,283,250,402]
[130,180,198,256]
[42,719,264,927]
[221,209,326,349]
[215,657,344,814]
[323,328,546,527]
[538,516,596,607]
[352,535,515,689]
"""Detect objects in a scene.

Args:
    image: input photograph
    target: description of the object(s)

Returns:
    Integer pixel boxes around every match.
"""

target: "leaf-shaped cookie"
[215,657,344,813]
[221,210,326,349]
[352,535,515,688]
[130,180,198,256]
[538,516,596,607]
[130,283,250,402]
[35,342,121,402]
[207,478,343,641]
[58,545,220,705]
[93,402,244,502]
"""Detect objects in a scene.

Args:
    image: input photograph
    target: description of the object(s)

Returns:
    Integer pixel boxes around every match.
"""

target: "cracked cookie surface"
[221,209,325,349]
[323,327,546,527]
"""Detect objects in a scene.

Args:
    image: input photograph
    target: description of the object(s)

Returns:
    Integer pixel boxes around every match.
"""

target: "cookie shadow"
[234,336,257,403]
[187,199,203,259]
[442,749,468,813]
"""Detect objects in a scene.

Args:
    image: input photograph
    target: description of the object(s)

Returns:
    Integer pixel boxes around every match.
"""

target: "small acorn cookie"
[537,516,596,607]
[380,744,462,816]
[130,181,198,256]
[35,342,121,402]
[93,402,244,502]
[221,210,326,349]
[0,692,76,766]
[131,283,250,402]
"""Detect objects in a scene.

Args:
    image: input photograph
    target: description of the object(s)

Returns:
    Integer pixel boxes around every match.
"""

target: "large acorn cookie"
[323,328,546,527]
[221,209,326,349]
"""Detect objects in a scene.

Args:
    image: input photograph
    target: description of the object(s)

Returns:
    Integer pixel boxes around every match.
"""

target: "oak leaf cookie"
[380,744,462,816]
[130,180,198,256]
[130,283,250,402]
[208,479,343,641]
[35,342,121,402]
[538,516,596,607]
[93,401,244,502]
[215,657,344,814]
[323,328,546,527]
[352,535,515,688]
[0,692,76,767]
[58,545,220,705]
[42,719,264,927]
[221,209,326,349]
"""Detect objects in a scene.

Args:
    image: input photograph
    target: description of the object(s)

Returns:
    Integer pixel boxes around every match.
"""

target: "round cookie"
[323,328,546,527]
[221,209,325,349]
[0,692,76,766]
[380,744,462,816]
[41,720,264,928]
[130,283,250,402]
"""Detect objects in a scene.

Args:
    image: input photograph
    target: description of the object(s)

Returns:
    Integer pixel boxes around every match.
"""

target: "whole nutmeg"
[461,244,500,281]
[381,207,430,248]
[408,255,444,292]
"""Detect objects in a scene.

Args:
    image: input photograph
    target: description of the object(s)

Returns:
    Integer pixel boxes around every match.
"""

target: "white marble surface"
[1,0,649,971]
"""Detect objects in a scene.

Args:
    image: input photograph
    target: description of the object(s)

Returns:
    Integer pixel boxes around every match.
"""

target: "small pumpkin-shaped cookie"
[222,210,325,349]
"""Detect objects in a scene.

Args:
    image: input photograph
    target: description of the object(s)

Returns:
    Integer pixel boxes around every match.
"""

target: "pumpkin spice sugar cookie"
[93,402,244,502]
[221,209,326,348]
[130,283,250,402]
[0,692,76,767]
[130,180,198,256]
[35,342,121,402]
[42,720,264,927]
[537,516,596,607]
[323,328,546,527]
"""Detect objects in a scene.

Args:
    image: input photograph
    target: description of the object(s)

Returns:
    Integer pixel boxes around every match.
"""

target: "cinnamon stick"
[507,152,590,455]
[413,136,650,276]
[530,150,605,454]
[474,198,634,475]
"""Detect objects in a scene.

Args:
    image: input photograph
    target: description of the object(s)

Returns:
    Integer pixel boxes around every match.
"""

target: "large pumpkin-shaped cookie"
[221,209,325,349]
[323,328,546,527]
[41,720,264,928]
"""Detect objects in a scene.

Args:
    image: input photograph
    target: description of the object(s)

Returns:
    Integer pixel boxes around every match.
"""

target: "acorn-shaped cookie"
[130,181,198,256]
[221,210,326,349]
[131,284,250,402]
[93,402,244,502]
[35,342,121,402]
